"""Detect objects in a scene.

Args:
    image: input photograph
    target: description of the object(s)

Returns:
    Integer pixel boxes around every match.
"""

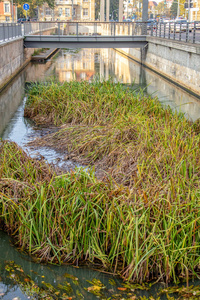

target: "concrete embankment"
[116,37,200,97]
[0,38,30,92]
[0,28,56,93]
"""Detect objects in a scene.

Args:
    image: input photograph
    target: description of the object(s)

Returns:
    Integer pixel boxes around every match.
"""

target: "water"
[0,48,200,300]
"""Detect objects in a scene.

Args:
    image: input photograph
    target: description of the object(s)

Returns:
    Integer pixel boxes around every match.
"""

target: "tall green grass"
[0,141,200,284]
[1,80,200,284]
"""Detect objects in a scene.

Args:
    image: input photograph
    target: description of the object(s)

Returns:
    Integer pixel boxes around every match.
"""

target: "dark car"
[17,18,27,23]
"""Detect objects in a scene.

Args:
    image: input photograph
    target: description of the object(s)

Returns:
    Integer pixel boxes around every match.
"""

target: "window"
[65,8,70,17]
[83,8,88,16]
[46,7,51,15]
[5,16,10,21]
[4,3,10,13]
[58,8,63,16]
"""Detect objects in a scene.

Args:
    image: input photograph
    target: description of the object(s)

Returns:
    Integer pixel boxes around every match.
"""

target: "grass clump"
[24,80,159,126]
[1,80,200,284]
[0,140,200,285]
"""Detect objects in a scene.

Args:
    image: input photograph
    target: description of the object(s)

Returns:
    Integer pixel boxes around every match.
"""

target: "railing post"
[150,22,153,36]
[94,22,97,36]
[159,22,161,37]
[186,22,189,43]
[156,22,158,36]
[58,22,60,35]
[173,23,176,40]
[164,23,166,38]
[179,22,182,41]
[168,23,171,39]
[8,23,10,40]
[114,22,115,37]
[193,21,196,43]
[76,22,78,36]
[3,23,5,41]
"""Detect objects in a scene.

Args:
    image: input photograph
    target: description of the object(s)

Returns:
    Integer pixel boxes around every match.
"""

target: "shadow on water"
[0,48,200,299]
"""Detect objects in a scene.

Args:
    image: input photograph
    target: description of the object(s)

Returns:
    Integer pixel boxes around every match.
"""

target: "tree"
[96,0,119,20]
[13,0,55,18]
[170,0,186,18]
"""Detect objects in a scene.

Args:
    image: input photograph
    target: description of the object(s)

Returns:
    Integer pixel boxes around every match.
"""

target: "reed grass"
[1,80,200,284]
[0,140,200,284]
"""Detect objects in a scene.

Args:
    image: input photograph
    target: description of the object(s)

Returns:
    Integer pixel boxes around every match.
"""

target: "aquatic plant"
[0,138,200,284]
[1,80,200,285]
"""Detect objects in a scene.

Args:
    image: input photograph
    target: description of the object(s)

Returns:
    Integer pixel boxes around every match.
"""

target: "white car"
[170,20,193,32]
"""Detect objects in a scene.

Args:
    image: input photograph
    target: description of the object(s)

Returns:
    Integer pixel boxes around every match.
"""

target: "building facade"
[39,0,95,21]
[0,0,16,22]
[191,0,200,21]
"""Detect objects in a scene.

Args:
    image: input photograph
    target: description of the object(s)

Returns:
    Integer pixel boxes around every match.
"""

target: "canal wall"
[116,37,200,96]
[0,38,38,92]
[0,28,56,92]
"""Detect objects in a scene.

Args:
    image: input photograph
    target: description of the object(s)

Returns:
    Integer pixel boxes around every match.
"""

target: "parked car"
[124,18,132,22]
[17,18,27,23]
[147,19,157,29]
[169,20,193,32]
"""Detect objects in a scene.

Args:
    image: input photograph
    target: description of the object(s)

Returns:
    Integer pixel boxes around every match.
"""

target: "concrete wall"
[116,37,200,96]
[0,27,56,91]
[0,38,36,91]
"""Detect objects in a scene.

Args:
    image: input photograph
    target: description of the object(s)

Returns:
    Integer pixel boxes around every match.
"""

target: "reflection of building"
[55,49,96,82]
[39,0,95,21]
[0,0,16,22]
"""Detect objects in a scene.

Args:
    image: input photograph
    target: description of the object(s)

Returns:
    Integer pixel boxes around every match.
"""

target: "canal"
[0,48,200,300]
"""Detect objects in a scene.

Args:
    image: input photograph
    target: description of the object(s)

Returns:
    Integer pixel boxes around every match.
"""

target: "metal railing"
[0,21,200,45]
[149,21,200,44]
[0,23,22,42]
[23,22,55,35]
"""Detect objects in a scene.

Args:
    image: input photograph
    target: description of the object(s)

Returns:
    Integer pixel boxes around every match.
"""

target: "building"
[123,0,135,19]
[191,0,200,20]
[39,0,95,21]
[0,0,17,22]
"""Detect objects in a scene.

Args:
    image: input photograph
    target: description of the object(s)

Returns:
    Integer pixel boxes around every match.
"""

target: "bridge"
[0,21,200,49]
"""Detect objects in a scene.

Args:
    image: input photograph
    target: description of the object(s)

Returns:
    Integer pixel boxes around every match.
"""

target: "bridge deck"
[24,35,147,49]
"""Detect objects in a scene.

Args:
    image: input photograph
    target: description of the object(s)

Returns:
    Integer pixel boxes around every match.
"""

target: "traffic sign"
[23,3,30,11]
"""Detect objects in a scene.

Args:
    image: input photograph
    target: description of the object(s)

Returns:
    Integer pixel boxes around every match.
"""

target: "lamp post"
[175,2,184,18]
[11,0,14,22]
[72,0,74,20]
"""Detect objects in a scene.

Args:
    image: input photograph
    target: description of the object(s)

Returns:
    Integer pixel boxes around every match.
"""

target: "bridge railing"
[23,22,56,35]
[23,21,145,37]
[22,21,200,44]
[0,21,199,44]
[0,23,22,42]
[149,21,200,44]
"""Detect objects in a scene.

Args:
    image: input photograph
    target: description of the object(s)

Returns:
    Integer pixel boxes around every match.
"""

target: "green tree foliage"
[13,0,55,18]
[170,0,186,18]
[95,0,119,20]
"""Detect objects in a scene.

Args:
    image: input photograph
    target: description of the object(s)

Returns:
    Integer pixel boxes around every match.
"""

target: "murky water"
[0,48,200,299]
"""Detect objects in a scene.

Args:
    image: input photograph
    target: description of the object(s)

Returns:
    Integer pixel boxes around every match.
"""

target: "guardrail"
[150,21,200,44]
[0,23,22,42]
[0,21,200,44]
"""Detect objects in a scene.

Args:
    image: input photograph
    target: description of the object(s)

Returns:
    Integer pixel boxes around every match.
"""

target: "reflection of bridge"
[1,22,200,49]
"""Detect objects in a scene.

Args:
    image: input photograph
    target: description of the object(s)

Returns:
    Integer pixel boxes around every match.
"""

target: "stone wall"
[116,37,200,95]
